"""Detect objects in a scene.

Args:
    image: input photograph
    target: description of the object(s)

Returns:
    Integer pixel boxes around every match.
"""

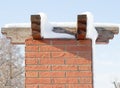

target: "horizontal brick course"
[40,45,65,52]
[79,77,92,83]
[26,84,39,88]
[66,58,91,65]
[51,52,77,58]
[25,45,39,52]
[39,72,65,78]
[26,71,38,77]
[79,65,92,71]
[66,46,91,51]
[25,58,38,65]
[26,78,51,84]
[78,52,92,59]
[78,39,92,45]
[39,84,65,88]
[25,52,50,58]
[66,84,92,88]
[52,78,78,84]
[25,38,51,45]
[66,72,92,77]
[40,59,65,65]
[52,40,78,45]
[52,65,78,71]
[25,65,51,71]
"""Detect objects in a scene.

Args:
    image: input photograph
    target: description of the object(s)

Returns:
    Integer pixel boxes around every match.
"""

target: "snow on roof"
[95,23,120,27]
[3,22,120,28]
[51,22,76,28]
[3,22,76,28]
[3,23,31,28]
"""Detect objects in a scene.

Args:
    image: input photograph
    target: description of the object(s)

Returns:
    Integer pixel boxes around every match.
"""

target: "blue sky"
[0,0,120,88]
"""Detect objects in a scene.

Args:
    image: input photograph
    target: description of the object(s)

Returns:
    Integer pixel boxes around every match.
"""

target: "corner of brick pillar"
[25,38,93,88]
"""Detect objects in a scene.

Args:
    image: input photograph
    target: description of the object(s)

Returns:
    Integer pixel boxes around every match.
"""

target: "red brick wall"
[25,38,93,88]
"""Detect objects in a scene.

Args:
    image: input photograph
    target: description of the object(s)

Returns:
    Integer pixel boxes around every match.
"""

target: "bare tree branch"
[0,36,24,88]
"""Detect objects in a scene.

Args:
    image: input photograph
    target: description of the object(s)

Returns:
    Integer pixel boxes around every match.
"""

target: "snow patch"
[50,22,76,28]
[3,23,31,28]
[36,13,75,39]
[95,23,120,27]
[36,13,52,38]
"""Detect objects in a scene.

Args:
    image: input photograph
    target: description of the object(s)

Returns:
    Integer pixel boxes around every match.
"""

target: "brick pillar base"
[25,38,93,88]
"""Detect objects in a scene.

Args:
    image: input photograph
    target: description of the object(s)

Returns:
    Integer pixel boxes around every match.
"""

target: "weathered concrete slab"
[1,27,32,44]
[96,27,119,44]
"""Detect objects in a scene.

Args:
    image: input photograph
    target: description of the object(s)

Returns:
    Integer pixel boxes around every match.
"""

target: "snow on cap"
[3,23,30,28]
[36,13,52,37]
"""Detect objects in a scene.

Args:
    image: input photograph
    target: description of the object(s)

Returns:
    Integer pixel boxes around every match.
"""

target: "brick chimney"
[1,12,119,88]
[25,39,92,88]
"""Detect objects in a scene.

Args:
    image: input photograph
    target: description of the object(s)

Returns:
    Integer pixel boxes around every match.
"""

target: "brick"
[52,40,78,45]
[25,65,51,71]
[52,52,77,58]
[79,65,92,71]
[79,77,92,83]
[66,84,92,88]
[66,72,92,77]
[52,65,77,71]
[78,39,92,45]
[25,52,50,58]
[40,59,64,65]
[39,72,65,77]
[52,78,78,84]
[26,78,51,84]
[66,46,91,51]
[25,45,39,52]
[78,52,92,59]
[40,84,65,88]
[25,58,38,65]
[66,58,91,65]
[26,84,39,88]
[40,45,65,52]
[26,71,38,77]
[25,38,51,45]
